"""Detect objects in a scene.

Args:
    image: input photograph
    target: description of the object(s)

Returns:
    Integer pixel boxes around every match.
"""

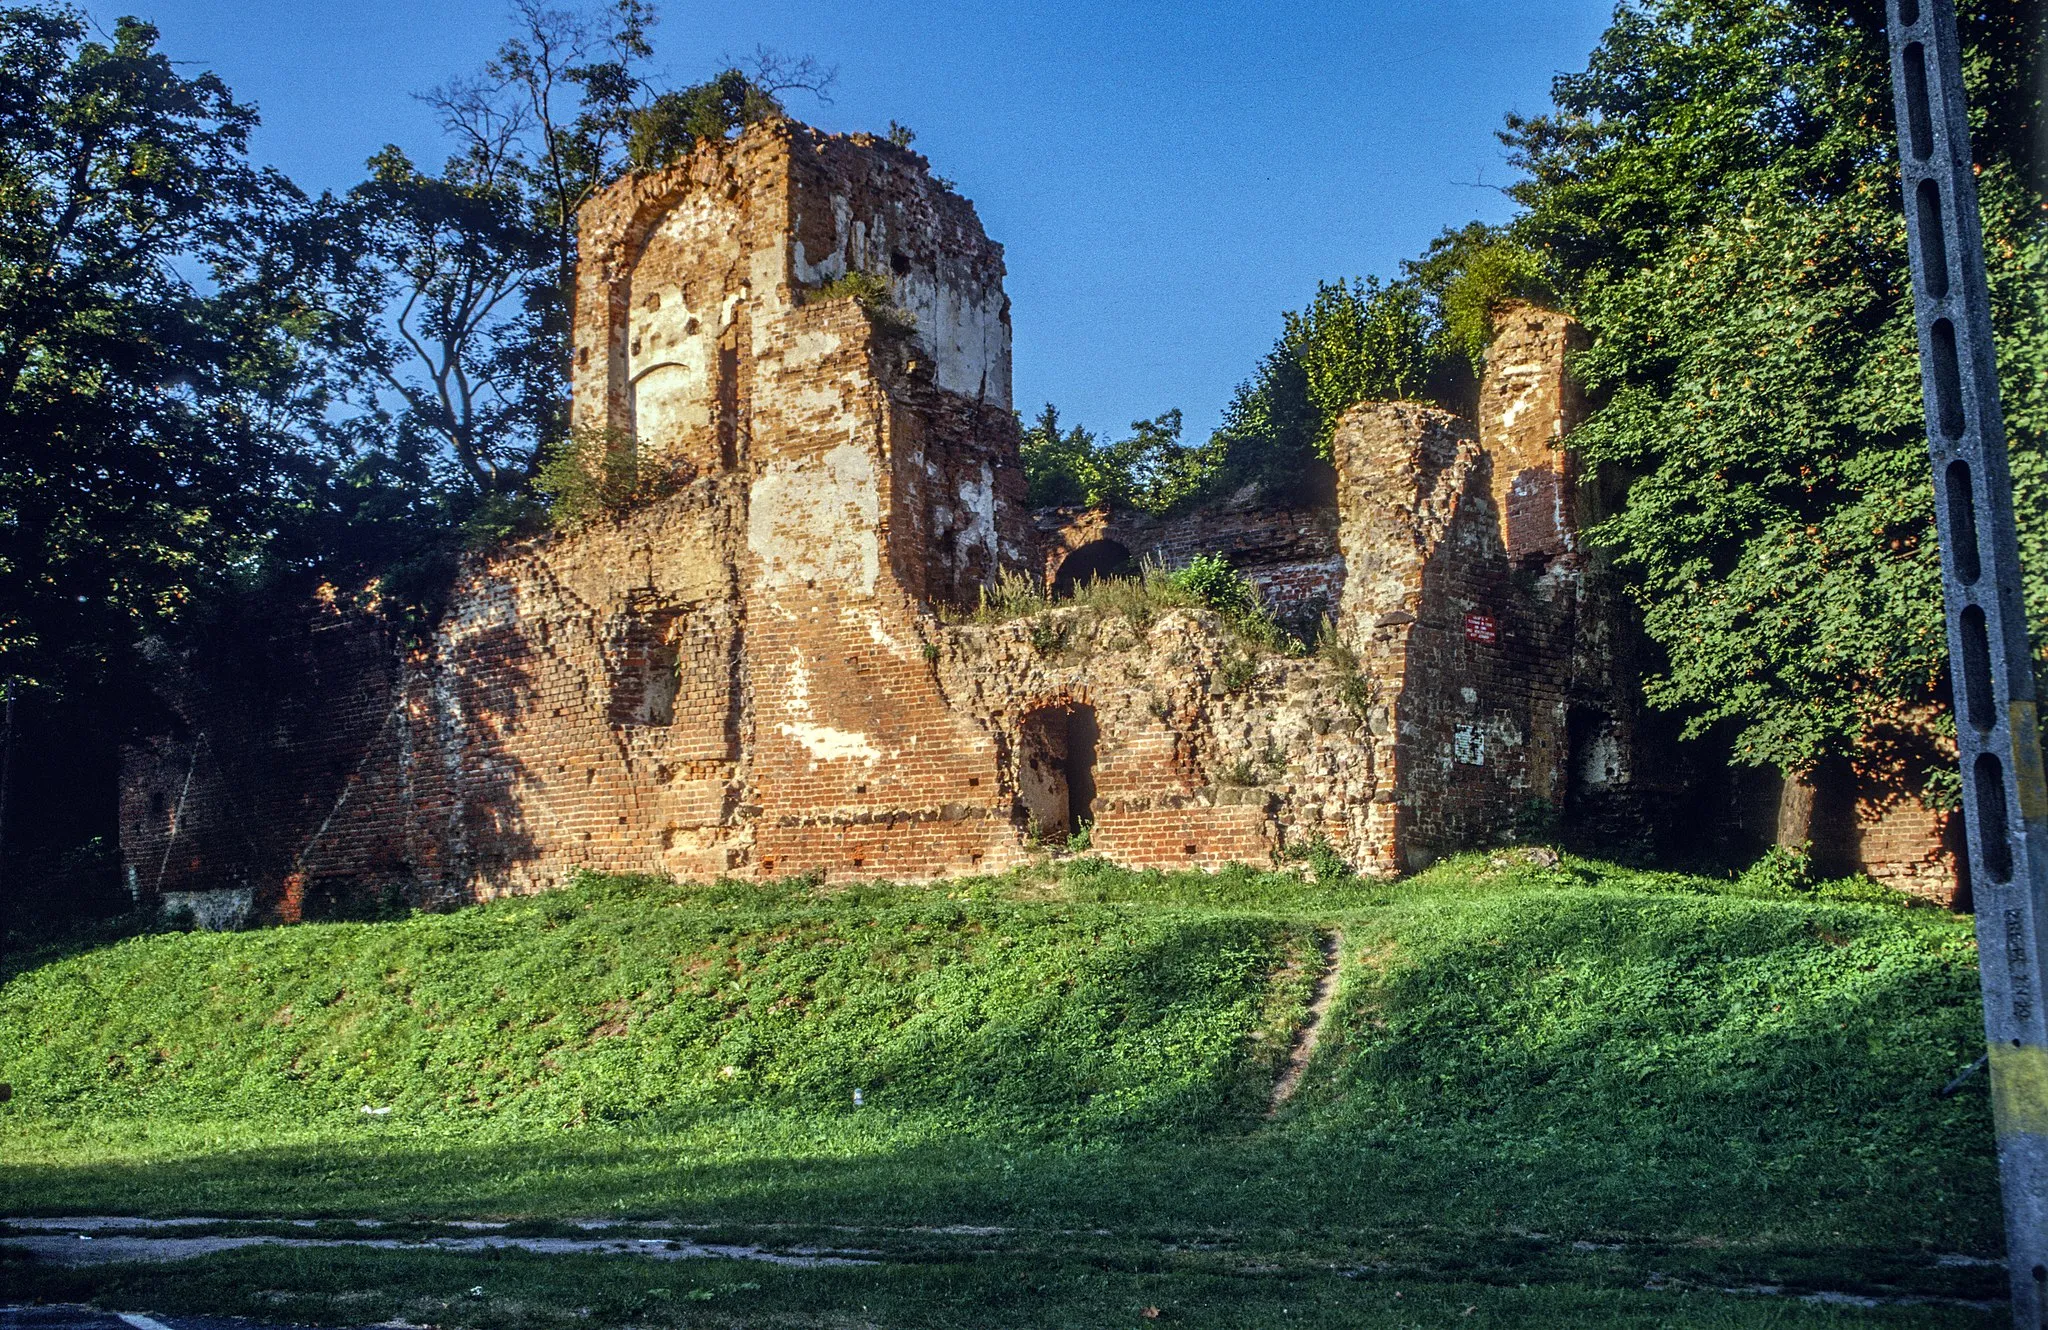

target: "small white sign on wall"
[1453,724,1486,766]
[160,888,254,931]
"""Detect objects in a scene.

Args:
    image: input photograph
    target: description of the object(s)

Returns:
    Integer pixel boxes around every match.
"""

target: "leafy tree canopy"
[1021,406,1219,514]
[1023,276,1453,516]
[1501,0,2046,776]
[0,5,319,699]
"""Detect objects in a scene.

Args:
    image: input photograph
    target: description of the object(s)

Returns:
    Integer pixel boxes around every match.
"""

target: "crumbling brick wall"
[1324,306,1647,870]
[114,159,1634,909]
[120,124,1955,915]
[1756,719,1963,903]
[125,122,1043,910]
[119,594,408,917]
[1334,402,1498,868]
[1033,502,1343,630]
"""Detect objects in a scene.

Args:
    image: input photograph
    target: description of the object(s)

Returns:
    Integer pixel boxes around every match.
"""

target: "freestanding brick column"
[1328,304,1627,871]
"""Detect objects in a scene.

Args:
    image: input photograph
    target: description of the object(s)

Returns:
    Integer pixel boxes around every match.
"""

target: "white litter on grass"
[360,1105,392,1116]
[116,1314,176,1330]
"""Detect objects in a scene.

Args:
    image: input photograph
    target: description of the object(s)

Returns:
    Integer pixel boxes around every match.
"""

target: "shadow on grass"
[9,1239,2009,1330]
[0,910,157,988]
[0,875,2003,1268]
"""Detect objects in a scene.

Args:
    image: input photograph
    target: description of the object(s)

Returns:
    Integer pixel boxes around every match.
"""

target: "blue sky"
[127,0,1616,442]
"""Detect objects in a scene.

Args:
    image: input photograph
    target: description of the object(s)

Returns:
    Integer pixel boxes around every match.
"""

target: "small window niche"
[608,607,681,727]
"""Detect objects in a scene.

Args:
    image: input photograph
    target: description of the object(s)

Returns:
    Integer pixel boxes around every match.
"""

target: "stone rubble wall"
[1032,503,1343,629]
[933,608,1380,872]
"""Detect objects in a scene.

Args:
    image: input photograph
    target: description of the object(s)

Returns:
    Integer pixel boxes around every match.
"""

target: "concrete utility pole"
[1886,1,2048,1322]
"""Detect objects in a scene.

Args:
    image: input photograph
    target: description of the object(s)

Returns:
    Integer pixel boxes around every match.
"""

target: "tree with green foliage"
[1022,277,1448,518]
[1019,405,1221,514]
[316,3,832,499]
[0,5,318,700]
[1019,404,1105,508]
[629,66,788,169]
[1281,277,1434,456]
[1209,276,1441,503]
[1500,0,2045,780]
[1403,221,1555,371]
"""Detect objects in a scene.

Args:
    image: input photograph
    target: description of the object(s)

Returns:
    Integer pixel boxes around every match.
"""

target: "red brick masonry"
[121,127,1957,915]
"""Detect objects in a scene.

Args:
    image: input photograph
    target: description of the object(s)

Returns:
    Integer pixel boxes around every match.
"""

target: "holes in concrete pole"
[1946,459,1981,584]
[1016,702,1100,842]
[1975,752,2013,883]
[1052,540,1135,599]
[1902,42,1933,161]
[1916,179,1950,299]
[1899,0,1919,25]
[1960,604,1995,733]
[1930,319,1966,439]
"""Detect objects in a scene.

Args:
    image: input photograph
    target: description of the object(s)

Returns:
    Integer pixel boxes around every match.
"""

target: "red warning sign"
[1464,613,1498,644]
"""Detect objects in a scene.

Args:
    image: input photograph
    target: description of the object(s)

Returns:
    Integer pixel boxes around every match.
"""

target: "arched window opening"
[1051,540,1135,599]
[1566,706,1621,811]
[1017,702,1101,842]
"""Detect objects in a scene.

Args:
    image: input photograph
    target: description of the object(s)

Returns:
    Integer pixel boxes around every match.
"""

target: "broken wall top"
[572,119,1014,468]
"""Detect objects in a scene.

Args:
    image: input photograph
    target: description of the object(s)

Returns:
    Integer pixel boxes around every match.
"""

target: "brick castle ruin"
[120,121,1963,926]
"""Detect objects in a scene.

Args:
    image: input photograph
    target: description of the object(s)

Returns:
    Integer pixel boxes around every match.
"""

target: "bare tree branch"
[735,45,836,102]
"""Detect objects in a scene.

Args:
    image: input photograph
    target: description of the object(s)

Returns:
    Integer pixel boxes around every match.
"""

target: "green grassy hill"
[0,855,2005,1326]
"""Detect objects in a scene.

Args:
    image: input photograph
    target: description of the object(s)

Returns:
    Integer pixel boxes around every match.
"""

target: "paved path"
[2,1219,874,1269]
[2,1307,356,1330]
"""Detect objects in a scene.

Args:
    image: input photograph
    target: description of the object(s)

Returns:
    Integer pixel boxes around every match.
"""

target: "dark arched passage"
[1051,540,1135,599]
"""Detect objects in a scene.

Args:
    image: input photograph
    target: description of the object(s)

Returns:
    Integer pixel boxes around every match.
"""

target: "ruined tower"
[120,123,1950,922]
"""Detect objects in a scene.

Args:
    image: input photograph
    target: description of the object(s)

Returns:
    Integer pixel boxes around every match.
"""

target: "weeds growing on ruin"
[1311,621,1375,719]
[962,569,1047,621]
[533,425,687,531]
[1026,616,1068,657]
[952,555,1296,660]
[808,269,915,335]
[1282,831,1355,887]
[1217,651,1258,692]
[1214,757,1260,788]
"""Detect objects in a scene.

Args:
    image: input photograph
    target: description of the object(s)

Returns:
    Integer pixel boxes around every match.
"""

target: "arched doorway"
[1051,540,1135,599]
[1016,702,1100,841]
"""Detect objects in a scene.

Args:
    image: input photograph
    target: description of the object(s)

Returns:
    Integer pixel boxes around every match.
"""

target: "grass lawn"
[0,853,2004,1326]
